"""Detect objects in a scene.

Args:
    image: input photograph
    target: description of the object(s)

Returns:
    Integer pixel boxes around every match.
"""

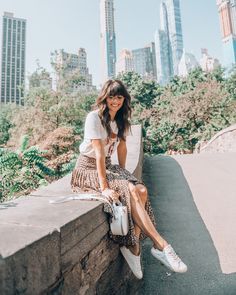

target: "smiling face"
[106,95,125,114]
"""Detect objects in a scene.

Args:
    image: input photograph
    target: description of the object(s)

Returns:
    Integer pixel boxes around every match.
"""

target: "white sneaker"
[151,244,187,273]
[120,246,143,279]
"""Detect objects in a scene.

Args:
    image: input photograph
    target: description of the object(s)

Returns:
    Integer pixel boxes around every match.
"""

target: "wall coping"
[200,124,236,152]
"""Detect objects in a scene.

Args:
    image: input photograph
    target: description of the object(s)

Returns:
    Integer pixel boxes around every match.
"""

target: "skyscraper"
[116,49,134,75]
[165,0,184,75]
[155,1,173,85]
[132,43,157,81]
[155,0,183,84]
[100,0,116,83]
[216,0,236,69]
[1,12,26,104]
[178,50,199,77]
[200,48,220,72]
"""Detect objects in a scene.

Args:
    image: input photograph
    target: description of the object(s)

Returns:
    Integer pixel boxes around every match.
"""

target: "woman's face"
[106,95,125,113]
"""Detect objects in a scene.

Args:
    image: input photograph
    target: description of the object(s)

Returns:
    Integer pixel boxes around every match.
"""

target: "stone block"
[96,253,143,295]
[60,203,107,255]
[61,221,109,273]
[0,230,60,295]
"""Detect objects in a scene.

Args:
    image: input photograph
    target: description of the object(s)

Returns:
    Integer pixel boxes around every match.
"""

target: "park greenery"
[0,65,236,201]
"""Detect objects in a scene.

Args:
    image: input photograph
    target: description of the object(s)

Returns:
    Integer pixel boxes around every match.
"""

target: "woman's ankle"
[153,240,168,251]
[128,244,141,256]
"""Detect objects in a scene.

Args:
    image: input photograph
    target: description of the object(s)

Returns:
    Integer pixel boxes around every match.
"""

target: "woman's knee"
[128,183,141,203]
[136,184,148,203]
[128,183,147,204]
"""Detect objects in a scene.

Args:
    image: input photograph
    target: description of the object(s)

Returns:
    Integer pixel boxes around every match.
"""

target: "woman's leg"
[128,183,168,254]
[128,184,147,255]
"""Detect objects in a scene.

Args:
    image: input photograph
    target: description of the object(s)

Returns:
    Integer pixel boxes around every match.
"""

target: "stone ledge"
[199,124,236,153]
[0,125,143,294]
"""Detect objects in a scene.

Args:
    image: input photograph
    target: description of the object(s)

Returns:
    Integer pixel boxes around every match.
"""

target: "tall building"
[155,0,183,84]
[200,48,220,72]
[116,49,134,75]
[166,0,184,75]
[155,1,173,85]
[55,48,93,92]
[1,12,26,104]
[216,0,236,69]
[178,50,199,77]
[100,0,116,83]
[132,43,157,81]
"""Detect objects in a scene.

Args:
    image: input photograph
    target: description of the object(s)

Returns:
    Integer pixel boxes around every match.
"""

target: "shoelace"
[167,247,181,263]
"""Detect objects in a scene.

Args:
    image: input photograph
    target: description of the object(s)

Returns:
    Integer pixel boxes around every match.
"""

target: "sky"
[0,0,223,87]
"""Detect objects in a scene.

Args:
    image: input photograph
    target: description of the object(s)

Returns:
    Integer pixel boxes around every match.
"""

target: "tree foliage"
[38,126,80,178]
[0,135,54,202]
[0,62,97,201]
[118,67,236,154]
[0,104,14,146]
[118,71,163,108]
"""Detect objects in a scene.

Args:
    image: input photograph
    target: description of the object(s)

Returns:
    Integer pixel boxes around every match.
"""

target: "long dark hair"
[95,79,131,140]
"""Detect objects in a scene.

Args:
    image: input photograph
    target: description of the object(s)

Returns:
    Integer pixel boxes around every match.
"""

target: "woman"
[71,79,187,279]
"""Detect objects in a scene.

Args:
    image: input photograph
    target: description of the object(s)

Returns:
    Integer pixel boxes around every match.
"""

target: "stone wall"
[0,125,143,295]
[199,124,236,153]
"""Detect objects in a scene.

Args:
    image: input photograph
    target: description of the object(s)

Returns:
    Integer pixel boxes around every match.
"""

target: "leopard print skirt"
[71,154,156,247]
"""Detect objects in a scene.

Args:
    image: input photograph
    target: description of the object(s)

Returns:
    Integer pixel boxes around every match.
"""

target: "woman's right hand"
[101,188,120,203]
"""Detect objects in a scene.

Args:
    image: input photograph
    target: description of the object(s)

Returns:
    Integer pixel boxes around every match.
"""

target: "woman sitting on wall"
[71,79,187,279]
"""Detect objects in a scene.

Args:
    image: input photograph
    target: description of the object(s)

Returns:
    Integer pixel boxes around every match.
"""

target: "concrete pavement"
[140,154,236,295]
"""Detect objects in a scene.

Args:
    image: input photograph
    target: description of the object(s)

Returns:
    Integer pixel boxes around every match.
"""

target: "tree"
[38,127,80,178]
[28,64,52,90]
[0,135,54,202]
[118,71,163,109]
[225,65,236,100]
[146,80,236,154]
[0,104,14,146]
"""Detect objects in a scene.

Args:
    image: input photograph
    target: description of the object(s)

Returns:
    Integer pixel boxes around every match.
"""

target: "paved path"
[140,154,236,295]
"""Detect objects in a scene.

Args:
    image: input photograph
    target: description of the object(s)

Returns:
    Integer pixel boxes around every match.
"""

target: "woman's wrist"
[100,180,109,191]
[101,187,109,192]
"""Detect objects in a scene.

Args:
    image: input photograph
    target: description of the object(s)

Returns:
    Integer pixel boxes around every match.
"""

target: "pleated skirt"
[71,154,156,247]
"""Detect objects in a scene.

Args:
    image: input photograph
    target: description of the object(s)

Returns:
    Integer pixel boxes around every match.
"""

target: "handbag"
[50,194,129,236]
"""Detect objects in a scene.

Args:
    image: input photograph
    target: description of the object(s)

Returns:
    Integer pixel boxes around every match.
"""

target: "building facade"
[132,43,157,81]
[178,50,199,77]
[1,12,26,104]
[216,0,236,69]
[55,48,93,92]
[116,49,134,75]
[155,0,183,84]
[200,48,220,72]
[100,0,116,83]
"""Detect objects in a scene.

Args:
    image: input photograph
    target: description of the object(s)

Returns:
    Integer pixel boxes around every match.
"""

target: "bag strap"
[49,194,120,217]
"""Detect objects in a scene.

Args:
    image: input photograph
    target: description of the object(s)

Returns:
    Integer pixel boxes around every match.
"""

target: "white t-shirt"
[79,110,120,158]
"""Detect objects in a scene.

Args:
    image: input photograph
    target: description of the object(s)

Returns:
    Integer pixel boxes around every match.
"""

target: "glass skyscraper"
[166,0,184,75]
[132,43,157,81]
[100,0,116,83]
[155,1,173,85]
[1,12,26,104]
[216,0,236,69]
[155,0,183,84]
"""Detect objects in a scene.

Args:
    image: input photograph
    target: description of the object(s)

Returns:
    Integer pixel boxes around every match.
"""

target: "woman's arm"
[91,139,108,191]
[92,139,120,201]
[117,139,127,169]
